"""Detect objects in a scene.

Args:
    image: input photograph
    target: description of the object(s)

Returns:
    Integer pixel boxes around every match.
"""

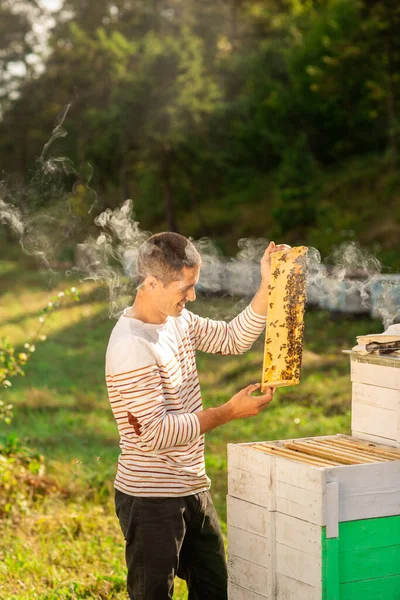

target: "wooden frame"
[261,246,308,391]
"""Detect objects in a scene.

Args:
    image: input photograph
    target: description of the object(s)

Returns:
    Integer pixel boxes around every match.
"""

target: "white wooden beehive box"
[227,434,400,600]
[350,353,400,447]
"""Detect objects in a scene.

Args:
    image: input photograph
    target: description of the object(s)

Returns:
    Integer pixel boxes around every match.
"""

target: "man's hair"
[136,232,201,286]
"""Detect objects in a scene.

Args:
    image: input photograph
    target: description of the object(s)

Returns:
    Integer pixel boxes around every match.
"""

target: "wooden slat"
[275,513,321,556]
[228,443,272,478]
[276,542,322,588]
[228,525,270,569]
[277,574,321,600]
[228,555,270,596]
[275,451,327,488]
[322,528,340,600]
[326,482,339,539]
[227,581,267,600]
[339,515,400,552]
[340,544,400,583]
[228,467,272,508]
[325,460,400,522]
[327,437,400,460]
[285,440,378,464]
[313,439,388,463]
[352,382,400,410]
[351,357,400,391]
[275,480,325,526]
[352,401,399,442]
[251,443,339,467]
[340,574,400,600]
[227,496,271,539]
[352,430,400,448]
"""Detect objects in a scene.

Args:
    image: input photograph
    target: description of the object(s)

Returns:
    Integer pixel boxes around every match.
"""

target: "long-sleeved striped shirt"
[106,304,266,497]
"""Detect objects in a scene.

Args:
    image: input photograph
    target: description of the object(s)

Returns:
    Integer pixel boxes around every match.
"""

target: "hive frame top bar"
[243,433,400,469]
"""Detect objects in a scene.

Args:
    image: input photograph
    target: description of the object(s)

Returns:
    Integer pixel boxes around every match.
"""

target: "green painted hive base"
[322,515,400,600]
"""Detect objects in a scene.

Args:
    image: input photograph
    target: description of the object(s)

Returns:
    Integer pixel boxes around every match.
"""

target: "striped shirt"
[106,304,266,497]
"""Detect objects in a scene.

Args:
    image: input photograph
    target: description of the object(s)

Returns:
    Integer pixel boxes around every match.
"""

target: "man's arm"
[187,242,291,356]
[128,383,275,436]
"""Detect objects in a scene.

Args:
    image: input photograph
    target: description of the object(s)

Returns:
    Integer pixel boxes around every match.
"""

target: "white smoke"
[76,199,150,316]
[1,106,399,325]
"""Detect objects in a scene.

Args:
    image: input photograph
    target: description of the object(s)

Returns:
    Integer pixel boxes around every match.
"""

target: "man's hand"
[260,241,291,286]
[128,384,275,439]
[226,383,275,420]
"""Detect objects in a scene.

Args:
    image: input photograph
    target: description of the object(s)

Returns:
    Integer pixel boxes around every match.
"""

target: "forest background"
[1,0,400,263]
[1,1,400,599]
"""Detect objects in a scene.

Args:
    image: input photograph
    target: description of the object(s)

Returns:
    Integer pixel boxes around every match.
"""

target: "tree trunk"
[161,144,178,232]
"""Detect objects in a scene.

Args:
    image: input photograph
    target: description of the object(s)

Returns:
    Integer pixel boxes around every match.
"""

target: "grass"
[0,249,383,599]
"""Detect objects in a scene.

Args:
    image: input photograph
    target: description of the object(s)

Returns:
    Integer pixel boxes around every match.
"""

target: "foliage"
[0,433,60,522]
[0,286,80,424]
[0,0,400,256]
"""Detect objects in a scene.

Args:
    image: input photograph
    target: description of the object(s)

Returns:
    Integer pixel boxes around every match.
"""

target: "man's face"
[156,266,200,318]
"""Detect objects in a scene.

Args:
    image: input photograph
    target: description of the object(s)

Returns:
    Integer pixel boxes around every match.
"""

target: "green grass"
[0,250,383,599]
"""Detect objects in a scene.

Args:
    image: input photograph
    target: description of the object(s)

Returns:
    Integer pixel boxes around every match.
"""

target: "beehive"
[227,434,400,600]
[350,352,400,447]
[228,352,400,599]
[261,246,308,391]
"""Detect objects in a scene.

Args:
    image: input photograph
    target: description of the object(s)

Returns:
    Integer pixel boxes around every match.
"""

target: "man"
[106,232,286,600]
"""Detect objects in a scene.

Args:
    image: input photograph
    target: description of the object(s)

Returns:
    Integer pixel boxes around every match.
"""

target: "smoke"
[1,107,399,326]
[0,196,24,238]
[304,242,400,329]
[75,200,150,316]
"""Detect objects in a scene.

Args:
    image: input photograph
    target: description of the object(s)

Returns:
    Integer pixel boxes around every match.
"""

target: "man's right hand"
[226,383,275,420]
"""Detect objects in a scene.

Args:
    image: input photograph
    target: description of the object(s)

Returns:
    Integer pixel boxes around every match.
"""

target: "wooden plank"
[275,513,321,556]
[350,359,400,391]
[276,481,325,525]
[322,528,339,600]
[351,430,400,448]
[228,443,272,479]
[228,555,270,597]
[327,437,400,460]
[325,482,339,539]
[227,496,271,538]
[251,443,336,467]
[276,574,321,600]
[285,440,377,464]
[276,542,322,588]
[340,574,400,600]
[228,467,272,508]
[352,401,399,441]
[352,382,400,410]
[339,544,400,583]
[228,525,270,569]
[314,439,388,463]
[266,505,277,598]
[227,581,267,600]
[275,454,327,488]
[339,515,400,552]
[325,461,400,522]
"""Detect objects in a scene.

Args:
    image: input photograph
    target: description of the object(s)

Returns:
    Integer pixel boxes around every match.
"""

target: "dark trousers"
[114,488,228,600]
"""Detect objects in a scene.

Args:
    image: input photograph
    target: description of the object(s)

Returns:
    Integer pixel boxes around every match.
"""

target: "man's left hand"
[260,241,291,285]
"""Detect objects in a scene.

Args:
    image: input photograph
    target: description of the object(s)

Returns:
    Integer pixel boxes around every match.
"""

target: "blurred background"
[0,1,399,599]
[1,0,400,261]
